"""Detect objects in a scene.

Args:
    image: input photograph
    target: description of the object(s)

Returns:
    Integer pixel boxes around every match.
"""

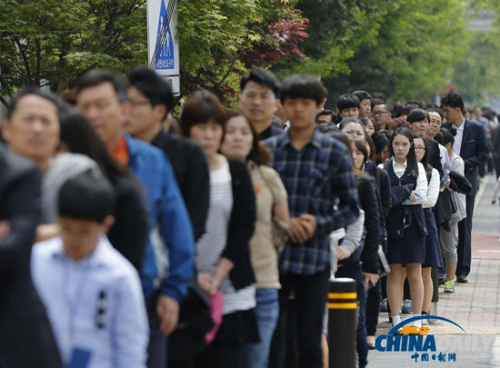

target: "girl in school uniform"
[412,134,443,324]
[380,127,428,328]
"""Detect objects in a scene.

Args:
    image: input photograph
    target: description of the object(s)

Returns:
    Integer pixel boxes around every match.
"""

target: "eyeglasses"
[414,146,426,152]
[373,110,389,115]
[129,99,151,107]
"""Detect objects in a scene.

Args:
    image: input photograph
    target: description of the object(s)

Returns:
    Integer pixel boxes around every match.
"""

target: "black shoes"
[456,275,468,283]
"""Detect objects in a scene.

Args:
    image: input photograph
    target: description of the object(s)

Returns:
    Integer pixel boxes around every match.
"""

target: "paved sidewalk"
[368,173,500,367]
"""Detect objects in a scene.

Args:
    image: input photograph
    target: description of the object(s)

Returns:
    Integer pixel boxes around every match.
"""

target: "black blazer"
[223,159,257,290]
[107,176,149,271]
[442,120,489,196]
[0,145,63,367]
[358,175,382,274]
[152,130,210,242]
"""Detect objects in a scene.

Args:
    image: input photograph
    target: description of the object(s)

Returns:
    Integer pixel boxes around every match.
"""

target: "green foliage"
[451,2,500,106]
[0,0,147,107]
[278,0,470,105]
[177,0,307,104]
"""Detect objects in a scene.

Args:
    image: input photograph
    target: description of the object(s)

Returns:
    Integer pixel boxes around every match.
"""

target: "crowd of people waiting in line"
[0,67,491,368]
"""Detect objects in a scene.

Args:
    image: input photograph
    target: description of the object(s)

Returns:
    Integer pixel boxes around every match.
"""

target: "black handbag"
[449,170,472,195]
[168,277,214,361]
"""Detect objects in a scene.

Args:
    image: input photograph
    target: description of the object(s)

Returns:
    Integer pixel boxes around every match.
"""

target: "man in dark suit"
[441,93,489,283]
[0,143,63,367]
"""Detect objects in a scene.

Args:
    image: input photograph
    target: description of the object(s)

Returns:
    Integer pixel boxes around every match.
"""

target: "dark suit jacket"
[152,130,209,242]
[443,119,489,196]
[0,144,63,367]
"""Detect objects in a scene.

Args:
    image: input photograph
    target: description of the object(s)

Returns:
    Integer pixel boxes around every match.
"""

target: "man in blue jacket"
[441,93,489,283]
[76,69,194,368]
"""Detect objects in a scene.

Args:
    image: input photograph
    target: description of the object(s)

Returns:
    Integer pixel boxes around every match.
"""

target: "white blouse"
[421,168,440,209]
[391,160,428,205]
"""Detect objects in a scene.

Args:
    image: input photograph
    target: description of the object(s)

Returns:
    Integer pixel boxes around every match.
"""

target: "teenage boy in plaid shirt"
[265,75,360,368]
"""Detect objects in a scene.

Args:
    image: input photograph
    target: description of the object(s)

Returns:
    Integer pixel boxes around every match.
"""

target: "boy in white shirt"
[31,172,149,368]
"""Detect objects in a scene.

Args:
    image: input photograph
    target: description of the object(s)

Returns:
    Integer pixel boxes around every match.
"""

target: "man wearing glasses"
[372,100,391,131]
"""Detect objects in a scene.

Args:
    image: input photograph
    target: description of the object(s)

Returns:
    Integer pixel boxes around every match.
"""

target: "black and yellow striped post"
[328,277,358,368]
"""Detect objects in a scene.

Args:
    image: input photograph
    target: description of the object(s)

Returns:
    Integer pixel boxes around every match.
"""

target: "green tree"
[274,0,470,105]
[177,0,308,104]
[0,0,147,107]
[450,3,500,106]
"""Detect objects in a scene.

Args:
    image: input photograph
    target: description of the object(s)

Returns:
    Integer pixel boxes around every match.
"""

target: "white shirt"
[390,160,428,204]
[452,120,466,156]
[31,236,149,368]
[439,144,451,171]
[422,168,440,209]
[283,120,290,132]
[450,155,467,221]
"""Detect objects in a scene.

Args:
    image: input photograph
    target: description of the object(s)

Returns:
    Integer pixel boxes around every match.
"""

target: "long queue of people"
[0,68,489,368]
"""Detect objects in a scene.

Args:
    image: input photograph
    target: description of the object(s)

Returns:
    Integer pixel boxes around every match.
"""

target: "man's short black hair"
[337,94,360,111]
[7,87,62,120]
[441,93,464,112]
[77,69,129,102]
[240,69,280,98]
[407,108,429,124]
[352,90,372,102]
[371,98,387,110]
[316,109,335,120]
[427,107,444,120]
[280,74,327,105]
[127,67,175,114]
[58,172,115,223]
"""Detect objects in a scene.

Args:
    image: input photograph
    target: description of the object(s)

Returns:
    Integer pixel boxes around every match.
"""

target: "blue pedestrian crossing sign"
[147,0,180,95]
[155,0,174,70]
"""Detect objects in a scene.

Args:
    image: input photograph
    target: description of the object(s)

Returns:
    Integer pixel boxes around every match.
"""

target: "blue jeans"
[241,288,279,368]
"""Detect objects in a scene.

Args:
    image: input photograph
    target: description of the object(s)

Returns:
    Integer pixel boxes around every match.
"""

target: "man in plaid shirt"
[265,74,360,368]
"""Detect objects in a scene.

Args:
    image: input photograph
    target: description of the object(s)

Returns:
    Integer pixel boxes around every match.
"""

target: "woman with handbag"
[181,92,259,368]
[221,109,289,368]
[435,128,467,293]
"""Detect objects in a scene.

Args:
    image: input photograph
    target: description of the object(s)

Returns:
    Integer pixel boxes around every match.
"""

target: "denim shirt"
[125,134,194,301]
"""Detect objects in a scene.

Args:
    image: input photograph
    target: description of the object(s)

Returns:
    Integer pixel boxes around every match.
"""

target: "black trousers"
[457,194,474,277]
[269,268,330,368]
[146,293,167,368]
[365,278,381,337]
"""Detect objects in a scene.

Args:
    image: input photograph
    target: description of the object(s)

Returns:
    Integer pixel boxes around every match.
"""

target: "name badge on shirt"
[69,347,92,368]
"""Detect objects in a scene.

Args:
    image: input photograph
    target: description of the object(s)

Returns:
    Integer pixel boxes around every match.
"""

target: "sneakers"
[444,280,455,293]
[380,298,388,312]
[402,299,413,314]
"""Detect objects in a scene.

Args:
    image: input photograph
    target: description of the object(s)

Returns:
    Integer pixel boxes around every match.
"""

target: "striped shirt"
[196,162,255,314]
[265,130,360,275]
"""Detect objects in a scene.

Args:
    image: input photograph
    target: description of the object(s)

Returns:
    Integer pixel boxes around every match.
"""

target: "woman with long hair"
[411,134,443,324]
[220,109,289,368]
[58,110,148,270]
[180,91,258,368]
[332,133,381,368]
[380,127,428,328]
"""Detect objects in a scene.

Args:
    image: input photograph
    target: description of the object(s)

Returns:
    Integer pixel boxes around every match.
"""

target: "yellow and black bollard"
[328,277,358,368]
